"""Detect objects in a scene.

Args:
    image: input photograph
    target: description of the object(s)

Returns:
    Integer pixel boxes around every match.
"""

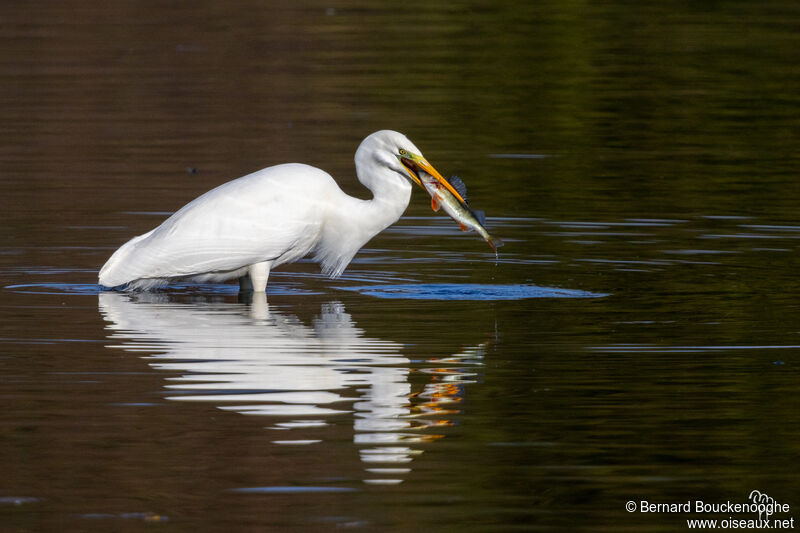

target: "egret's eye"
[399,149,407,156]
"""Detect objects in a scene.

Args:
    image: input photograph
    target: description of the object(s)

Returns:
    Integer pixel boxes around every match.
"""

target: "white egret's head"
[356,130,466,202]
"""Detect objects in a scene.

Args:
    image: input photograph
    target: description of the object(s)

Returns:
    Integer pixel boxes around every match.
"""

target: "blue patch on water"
[337,283,607,301]
[4,283,104,295]
[4,282,318,296]
[5,281,606,300]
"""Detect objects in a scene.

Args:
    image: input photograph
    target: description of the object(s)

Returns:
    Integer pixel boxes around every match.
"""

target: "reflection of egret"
[99,130,457,291]
[99,292,484,484]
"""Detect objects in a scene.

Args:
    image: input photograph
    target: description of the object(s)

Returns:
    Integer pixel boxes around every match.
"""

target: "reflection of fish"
[420,172,503,252]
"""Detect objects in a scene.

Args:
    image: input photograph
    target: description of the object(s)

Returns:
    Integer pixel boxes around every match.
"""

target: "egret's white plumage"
[99,130,448,292]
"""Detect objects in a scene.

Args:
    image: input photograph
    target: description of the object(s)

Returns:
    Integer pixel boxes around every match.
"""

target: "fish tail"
[488,235,504,251]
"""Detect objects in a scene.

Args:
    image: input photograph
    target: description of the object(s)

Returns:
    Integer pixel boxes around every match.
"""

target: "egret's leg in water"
[248,261,271,292]
[238,274,253,292]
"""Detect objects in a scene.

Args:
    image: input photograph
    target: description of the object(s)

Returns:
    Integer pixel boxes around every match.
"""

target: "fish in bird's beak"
[398,151,468,205]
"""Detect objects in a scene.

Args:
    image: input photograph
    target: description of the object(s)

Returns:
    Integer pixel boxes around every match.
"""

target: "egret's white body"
[99,130,450,291]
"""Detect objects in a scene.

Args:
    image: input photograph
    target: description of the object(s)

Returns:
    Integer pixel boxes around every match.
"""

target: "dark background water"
[1,1,799,531]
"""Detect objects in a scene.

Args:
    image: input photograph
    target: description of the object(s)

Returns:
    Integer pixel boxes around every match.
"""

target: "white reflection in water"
[98,292,483,484]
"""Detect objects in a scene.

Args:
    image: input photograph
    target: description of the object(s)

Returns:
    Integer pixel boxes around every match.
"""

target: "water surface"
[2,1,799,531]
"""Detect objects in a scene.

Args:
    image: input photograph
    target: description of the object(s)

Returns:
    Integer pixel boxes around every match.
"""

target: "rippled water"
[2,1,800,531]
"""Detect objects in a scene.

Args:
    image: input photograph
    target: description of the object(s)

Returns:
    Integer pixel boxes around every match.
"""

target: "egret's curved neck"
[354,148,413,226]
[348,164,412,242]
[315,166,412,278]
[360,169,412,224]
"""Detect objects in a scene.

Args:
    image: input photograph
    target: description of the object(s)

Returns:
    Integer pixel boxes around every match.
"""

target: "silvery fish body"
[419,172,503,252]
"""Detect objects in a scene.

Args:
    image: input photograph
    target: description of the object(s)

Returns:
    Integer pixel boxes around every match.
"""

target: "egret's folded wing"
[99,164,332,287]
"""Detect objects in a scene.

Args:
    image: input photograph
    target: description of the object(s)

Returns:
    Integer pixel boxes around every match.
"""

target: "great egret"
[99,130,461,292]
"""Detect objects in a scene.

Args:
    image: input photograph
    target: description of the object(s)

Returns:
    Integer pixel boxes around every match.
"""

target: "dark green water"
[1,1,799,531]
